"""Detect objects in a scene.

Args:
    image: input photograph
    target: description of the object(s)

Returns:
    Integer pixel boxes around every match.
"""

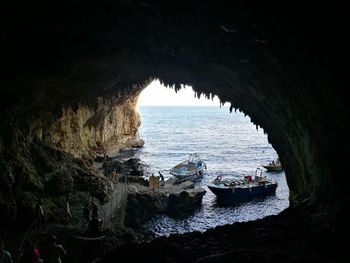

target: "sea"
[133,106,289,238]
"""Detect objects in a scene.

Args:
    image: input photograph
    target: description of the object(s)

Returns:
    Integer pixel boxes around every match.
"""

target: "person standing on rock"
[158,171,165,186]
[18,239,43,263]
[149,174,159,190]
[111,170,118,184]
[88,198,103,235]
[90,198,100,220]
[42,235,66,263]
[82,202,91,228]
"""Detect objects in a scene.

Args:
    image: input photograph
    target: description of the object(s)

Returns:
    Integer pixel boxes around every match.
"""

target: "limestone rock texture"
[0,0,348,261]
[46,96,141,157]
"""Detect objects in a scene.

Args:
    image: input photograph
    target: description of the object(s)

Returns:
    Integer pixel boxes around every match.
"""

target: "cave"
[0,0,347,262]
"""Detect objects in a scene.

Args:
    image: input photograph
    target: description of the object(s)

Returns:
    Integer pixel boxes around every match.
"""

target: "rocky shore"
[1,150,207,262]
[125,178,206,228]
[100,154,206,229]
[99,200,339,263]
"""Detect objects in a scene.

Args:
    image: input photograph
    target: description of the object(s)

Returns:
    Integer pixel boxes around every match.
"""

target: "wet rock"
[125,185,168,228]
[124,182,206,228]
[103,157,147,177]
[167,189,206,218]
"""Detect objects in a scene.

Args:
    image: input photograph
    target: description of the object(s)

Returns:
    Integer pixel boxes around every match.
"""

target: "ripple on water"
[135,106,290,239]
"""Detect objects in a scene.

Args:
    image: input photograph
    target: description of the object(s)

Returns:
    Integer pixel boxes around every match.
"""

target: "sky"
[137,79,223,106]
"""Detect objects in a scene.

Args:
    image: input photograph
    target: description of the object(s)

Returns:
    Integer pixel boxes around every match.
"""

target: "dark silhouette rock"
[125,182,205,228]
[0,1,347,261]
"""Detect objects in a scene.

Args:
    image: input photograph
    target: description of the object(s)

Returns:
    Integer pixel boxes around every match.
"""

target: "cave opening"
[131,79,289,238]
[0,1,347,261]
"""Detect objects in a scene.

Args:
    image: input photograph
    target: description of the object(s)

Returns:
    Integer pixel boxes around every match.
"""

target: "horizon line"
[137,104,229,107]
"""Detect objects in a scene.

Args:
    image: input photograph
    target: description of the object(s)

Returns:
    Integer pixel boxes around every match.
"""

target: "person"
[19,239,43,263]
[90,199,99,220]
[158,171,165,185]
[0,238,12,263]
[82,202,91,227]
[88,198,103,235]
[36,198,46,232]
[110,170,118,183]
[149,174,159,190]
[42,235,66,263]
[65,194,72,225]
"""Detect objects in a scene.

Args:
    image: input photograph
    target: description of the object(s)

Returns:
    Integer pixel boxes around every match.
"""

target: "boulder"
[124,182,206,228]
[167,189,206,218]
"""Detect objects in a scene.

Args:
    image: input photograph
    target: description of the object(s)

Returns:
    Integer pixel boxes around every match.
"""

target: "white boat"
[261,158,283,172]
[169,153,207,182]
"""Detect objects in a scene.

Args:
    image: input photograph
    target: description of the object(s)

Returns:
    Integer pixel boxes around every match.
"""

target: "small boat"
[207,168,278,202]
[169,153,207,183]
[261,158,283,172]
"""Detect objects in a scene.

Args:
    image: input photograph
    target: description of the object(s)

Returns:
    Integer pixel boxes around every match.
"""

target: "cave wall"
[0,0,348,228]
[0,82,145,227]
[39,96,141,157]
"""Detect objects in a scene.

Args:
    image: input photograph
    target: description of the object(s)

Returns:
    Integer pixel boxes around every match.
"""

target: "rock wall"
[0,88,144,227]
[42,96,141,157]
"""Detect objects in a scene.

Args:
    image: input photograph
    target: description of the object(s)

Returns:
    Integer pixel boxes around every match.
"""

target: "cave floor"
[98,201,340,263]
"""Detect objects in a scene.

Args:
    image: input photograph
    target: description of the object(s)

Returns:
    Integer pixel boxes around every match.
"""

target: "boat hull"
[170,160,206,182]
[173,172,204,183]
[208,182,277,202]
[261,165,283,172]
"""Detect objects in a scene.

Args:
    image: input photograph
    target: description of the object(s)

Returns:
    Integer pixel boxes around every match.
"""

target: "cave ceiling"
[0,0,348,203]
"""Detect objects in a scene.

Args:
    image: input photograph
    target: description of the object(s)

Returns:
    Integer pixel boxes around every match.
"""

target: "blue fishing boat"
[207,168,277,202]
[169,153,207,183]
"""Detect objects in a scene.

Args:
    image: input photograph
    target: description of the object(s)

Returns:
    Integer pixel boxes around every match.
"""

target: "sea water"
[134,106,289,238]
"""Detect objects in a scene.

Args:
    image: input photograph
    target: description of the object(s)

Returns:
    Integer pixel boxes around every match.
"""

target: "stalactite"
[229,105,234,113]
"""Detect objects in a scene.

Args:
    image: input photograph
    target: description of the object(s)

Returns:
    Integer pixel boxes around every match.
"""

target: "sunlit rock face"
[0,87,145,226]
[43,96,141,157]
